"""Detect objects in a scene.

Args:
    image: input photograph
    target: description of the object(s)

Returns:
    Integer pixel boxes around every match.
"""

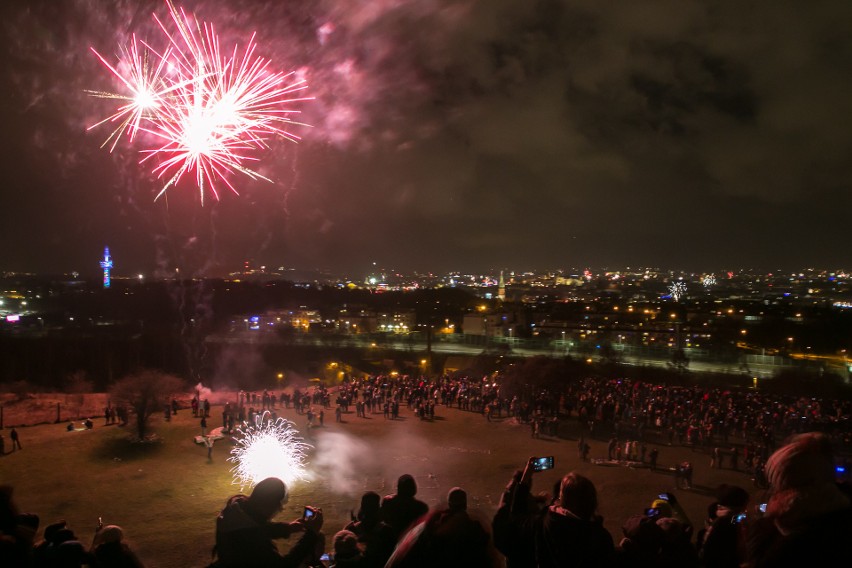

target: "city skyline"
[1,1,851,275]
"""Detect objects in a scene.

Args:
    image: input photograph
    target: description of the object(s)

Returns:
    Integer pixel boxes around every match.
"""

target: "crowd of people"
[207,430,852,567]
[14,429,819,567]
[0,494,145,568]
[3,370,852,567]
[315,372,852,479]
[3,428,851,567]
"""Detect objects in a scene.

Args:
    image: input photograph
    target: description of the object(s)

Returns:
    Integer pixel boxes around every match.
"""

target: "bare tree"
[110,370,185,440]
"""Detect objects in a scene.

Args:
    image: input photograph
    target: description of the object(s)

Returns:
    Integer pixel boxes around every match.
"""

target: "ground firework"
[228,411,312,490]
[89,1,310,203]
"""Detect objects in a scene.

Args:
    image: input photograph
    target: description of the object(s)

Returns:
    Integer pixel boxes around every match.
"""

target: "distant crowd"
[207,372,851,491]
[291,372,852,467]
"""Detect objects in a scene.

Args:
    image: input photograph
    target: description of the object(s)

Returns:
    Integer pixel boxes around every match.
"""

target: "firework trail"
[88,1,310,204]
[229,411,312,490]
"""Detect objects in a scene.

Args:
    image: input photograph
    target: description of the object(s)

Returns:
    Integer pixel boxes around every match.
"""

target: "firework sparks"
[703,274,716,288]
[229,411,312,490]
[89,1,310,204]
[668,281,687,301]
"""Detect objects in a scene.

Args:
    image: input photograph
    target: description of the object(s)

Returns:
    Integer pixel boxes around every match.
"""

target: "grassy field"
[0,394,762,567]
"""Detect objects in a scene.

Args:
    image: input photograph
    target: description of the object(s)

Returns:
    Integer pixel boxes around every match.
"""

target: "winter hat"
[357,491,381,522]
[333,530,360,559]
[100,525,124,543]
[622,514,664,551]
[648,499,673,518]
[53,528,77,545]
[765,432,835,491]
[44,520,67,543]
[249,477,288,506]
[716,484,749,509]
[763,432,850,534]
[397,474,418,498]
[447,487,467,512]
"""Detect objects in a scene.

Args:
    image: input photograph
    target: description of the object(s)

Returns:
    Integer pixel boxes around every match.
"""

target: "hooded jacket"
[214,495,318,568]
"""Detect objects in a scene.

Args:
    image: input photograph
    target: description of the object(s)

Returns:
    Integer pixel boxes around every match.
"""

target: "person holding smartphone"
[696,484,749,568]
[492,457,615,567]
[212,477,324,568]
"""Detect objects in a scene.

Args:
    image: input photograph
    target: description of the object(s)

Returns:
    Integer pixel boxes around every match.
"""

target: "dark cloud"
[0,0,850,275]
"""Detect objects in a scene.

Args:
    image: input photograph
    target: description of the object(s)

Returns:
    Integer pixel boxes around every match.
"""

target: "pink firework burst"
[89,1,310,204]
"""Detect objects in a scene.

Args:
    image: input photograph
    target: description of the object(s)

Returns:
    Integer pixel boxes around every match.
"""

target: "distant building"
[462,309,525,337]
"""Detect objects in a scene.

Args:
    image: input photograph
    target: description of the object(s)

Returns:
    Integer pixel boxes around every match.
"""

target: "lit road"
[207,331,806,378]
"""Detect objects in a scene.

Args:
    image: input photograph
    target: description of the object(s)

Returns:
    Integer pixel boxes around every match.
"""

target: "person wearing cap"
[91,524,146,567]
[648,492,692,533]
[746,431,852,567]
[696,484,750,568]
[212,477,324,568]
[638,493,697,568]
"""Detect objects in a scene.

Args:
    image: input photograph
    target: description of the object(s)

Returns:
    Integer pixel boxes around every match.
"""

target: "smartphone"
[303,507,315,521]
[532,456,555,472]
[759,503,767,513]
[732,513,747,524]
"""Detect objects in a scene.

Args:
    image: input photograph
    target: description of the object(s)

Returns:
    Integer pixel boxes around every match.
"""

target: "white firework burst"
[228,411,312,490]
[703,274,716,288]
[668,281,687,301]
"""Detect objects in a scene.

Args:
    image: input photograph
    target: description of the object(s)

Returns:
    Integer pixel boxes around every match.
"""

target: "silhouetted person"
[0,485,39,567]
[10,428,21,451]
[330,530,367,567]
[696,484,749,568]
[91,524,145,568]
[212,477,323,568]
[380,474,429,542]
[494,459,615,567]
[386,487,495,568]
[343,491,395,568]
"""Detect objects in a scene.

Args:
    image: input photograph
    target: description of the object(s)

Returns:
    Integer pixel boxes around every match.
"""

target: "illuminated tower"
[99,247,113,289]
[498,271,506,301]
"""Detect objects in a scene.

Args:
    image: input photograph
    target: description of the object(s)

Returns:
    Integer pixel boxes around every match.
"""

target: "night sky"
[1,0,851,278]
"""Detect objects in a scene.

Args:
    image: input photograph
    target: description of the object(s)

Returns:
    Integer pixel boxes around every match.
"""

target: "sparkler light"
[229,411,312,490]
[668,281,687,301]
[89,1,310,204]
